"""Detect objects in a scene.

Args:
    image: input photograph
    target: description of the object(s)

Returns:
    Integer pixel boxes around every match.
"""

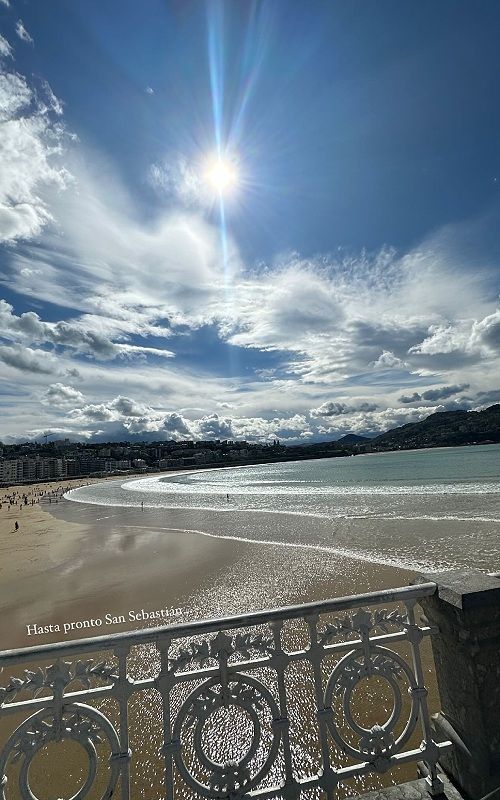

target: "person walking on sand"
[226,493,229,502]
[14,521,19,531]
[141,500,144,511]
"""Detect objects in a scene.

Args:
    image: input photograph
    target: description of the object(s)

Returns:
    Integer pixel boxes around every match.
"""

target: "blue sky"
[1,0,500,442]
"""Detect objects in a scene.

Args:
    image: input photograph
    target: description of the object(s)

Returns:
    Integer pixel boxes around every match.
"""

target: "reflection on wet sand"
[0,493,440,797]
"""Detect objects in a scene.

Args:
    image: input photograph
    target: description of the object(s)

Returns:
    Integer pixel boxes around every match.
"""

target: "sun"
[205,157,238,195]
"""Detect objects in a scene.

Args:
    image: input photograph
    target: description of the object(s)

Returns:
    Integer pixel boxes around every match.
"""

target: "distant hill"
[337,434,371,445]
[371,404,500,450]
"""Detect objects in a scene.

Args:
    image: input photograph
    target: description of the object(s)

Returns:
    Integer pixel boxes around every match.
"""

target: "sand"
[0,479,438,797]
[0,477,416,652]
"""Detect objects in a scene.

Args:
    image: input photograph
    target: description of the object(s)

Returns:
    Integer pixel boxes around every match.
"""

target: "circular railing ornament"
[172,673,281,799]
[323,644,419,772]
[0,703,121,800]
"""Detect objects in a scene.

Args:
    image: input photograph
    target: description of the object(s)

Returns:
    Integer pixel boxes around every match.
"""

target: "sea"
[66,443,500,575]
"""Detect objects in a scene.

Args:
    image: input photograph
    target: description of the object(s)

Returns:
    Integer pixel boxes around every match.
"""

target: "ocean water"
[66,444,500,573]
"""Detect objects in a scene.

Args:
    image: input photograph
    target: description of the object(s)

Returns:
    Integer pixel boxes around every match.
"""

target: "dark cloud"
[476,389,500,404]
[310,400,378,417]
[109,396,148,418]
[0,344,56,374]
[399,383,470,403]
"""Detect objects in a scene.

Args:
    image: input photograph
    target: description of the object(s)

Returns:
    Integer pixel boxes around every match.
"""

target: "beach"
[0,475,417,651]
[0,472,443,796]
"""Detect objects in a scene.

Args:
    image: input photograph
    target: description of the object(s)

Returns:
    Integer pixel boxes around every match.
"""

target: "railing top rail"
[0,581,436,664]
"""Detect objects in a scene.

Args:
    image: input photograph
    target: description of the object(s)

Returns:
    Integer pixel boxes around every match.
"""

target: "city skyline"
[1,0,500,443]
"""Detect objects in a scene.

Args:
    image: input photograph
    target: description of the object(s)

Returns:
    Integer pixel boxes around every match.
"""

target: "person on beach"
[141,501,144,510]
[226,493,229,501]
[14,521,18,531]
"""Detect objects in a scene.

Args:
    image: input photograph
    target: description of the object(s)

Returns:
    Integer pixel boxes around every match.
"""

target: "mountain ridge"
[368,403,500,450]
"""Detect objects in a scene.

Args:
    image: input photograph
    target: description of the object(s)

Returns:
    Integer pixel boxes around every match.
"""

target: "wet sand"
[0,483,439,797]
[0,483,417,650]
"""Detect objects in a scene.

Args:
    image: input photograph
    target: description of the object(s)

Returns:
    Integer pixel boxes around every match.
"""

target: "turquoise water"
[66,444,500,572]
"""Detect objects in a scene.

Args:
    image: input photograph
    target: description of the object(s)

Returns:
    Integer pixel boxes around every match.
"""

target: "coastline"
[0,479,416,651]
[0,477,441,793]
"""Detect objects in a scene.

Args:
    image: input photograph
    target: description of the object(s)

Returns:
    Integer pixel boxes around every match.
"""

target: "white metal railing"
[0,583,451,799]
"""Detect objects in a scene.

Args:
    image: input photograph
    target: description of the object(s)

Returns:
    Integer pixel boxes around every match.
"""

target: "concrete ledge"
[351,772,465,800]
[412,569,500,610]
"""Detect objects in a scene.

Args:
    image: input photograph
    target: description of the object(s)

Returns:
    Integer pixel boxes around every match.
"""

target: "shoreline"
[0,480,416,651]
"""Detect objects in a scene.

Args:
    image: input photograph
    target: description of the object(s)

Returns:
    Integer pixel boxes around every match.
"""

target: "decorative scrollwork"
[169,629,274,672]
[324,644,419,772]
[172,673,281,799]
[0,588,441,797]
[318,606,410,646]
[0,659,118,706]
[0,702,122,800]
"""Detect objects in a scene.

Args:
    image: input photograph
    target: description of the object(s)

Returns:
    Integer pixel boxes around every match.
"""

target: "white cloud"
[15,20,33,45]
[5,156,242,324]
[118,344,174,359]
[410,323,470,356]
[315,405,445,438]
[0,35,12,59]
[41,80,64,115]
[370,351,407,370]
[149,156,213,209]
[0,67,72,242]
[0,299,174,362]
[469,309,500,353]
[1,45,500,443]
[43,383,85,408]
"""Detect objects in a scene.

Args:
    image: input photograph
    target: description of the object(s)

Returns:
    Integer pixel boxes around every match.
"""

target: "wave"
[137,476,500,496]
[118,524,450,574]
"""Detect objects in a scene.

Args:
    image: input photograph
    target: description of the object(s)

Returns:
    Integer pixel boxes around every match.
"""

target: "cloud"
[0,299,174,362]
[410,310,500,364]
[0,35,12,59]
[145,86,154,95]
[410,324,470,356]
[310,400,378,417]
[315,404,445,438]
[149,156,212,209]
[118,344,174,359]
[65,367,81,379]
[370,351,408,370]
[109,396,149,417]
[399,383,470,403]
[0,66,72,242]
[221,260,344,376]
[197,413,234,439]
[68,403,115,423]
[15,20,33,45]
[1,44,500,444]
[469,309,500,352]
[5,157,242,326]
[0,344,58,374]
[41,80,64,115]
[43,383,85,407]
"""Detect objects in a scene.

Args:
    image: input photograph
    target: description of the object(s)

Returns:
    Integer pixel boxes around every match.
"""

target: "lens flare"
[206,158,238,194]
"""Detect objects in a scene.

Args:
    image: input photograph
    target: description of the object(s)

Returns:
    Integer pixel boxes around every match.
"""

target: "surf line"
[119,525,445,573]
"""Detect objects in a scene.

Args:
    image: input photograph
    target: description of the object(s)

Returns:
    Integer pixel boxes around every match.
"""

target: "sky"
[1,0,500,444]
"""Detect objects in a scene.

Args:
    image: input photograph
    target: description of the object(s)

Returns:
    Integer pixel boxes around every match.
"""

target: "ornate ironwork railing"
[0,583,451,799]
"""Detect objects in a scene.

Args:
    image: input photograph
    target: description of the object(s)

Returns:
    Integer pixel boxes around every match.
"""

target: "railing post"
[413,569,500,800]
